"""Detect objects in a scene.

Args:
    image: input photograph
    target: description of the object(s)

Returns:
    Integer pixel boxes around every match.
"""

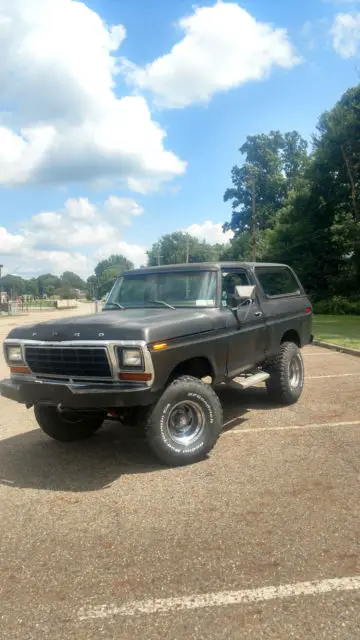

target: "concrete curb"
[313,339,360,358]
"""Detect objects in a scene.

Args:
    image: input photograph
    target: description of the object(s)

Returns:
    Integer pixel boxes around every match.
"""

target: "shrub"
[313,296,360,315]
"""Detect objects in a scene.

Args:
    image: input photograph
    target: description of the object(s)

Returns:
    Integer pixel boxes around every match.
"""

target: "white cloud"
[0,0,185,189]
[184,221,233,244]
[94,242,147,268]
[65,198,98,221]
[0,227,25,253]
[2,209,231,277]
[104,196,144,226]
[123,1,300,108]
[28,249,91,278]
[0,241,92,279]
[1,196,147,277]
[20,196,144,249]
[331,12,360,57]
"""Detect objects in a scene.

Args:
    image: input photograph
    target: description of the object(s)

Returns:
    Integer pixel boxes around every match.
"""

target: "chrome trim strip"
[4,339,155,389]
[10,373,148,394]
[5,339,147,346]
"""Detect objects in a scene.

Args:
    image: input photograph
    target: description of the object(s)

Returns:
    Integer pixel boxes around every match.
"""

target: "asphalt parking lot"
[0,308,359,639]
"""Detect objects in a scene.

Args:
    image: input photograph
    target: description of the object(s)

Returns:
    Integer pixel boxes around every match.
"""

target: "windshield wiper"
[147,299,176,310]
[104,302,125,310]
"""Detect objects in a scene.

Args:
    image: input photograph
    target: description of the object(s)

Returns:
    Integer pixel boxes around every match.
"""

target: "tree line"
[0,271,87,300]
[2,83,359,313]
[223,84,360,314]
[1,236,229,300]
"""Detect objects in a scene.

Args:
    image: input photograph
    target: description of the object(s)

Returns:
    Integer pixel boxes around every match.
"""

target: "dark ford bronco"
[1,263,312,466]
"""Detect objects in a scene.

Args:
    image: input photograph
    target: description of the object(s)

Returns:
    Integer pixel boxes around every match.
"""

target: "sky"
[1,0,360,279]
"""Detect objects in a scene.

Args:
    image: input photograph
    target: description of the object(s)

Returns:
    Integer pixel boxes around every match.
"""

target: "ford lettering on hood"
[6,307,217,344]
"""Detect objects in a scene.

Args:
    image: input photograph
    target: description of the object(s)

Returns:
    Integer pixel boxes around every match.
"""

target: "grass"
[313,315,360,350]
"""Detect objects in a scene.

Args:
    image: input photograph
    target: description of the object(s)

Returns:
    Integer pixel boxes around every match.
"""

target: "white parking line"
[222,420,360,434]
[307,373,360,379]
[78,575,360,620]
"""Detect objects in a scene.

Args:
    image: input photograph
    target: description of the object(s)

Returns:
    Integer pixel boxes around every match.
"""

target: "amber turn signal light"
[119,372,152,382]
[152,343,167,351]
[10,366,31,375]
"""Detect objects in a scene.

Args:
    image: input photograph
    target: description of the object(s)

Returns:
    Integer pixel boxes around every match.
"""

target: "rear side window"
[256,268,300,297]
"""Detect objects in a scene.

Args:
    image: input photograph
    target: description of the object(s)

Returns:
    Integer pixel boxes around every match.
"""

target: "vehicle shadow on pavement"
[0,385,277,492]
[0,423,163,493]
[218,384,280,432]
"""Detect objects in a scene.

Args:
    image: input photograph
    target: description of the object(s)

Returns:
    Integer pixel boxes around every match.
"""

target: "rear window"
[255,268,300,297]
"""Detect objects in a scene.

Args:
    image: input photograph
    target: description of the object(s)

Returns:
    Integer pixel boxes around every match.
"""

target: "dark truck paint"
[1,261,312,406]
[1,262,312,465]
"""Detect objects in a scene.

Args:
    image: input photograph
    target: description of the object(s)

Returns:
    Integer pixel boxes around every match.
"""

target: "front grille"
[25,346,112,378]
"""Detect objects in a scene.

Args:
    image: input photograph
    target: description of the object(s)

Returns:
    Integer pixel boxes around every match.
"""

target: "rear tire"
[34,405,105,442]
[265,342,304,405]
[146,376,222,466]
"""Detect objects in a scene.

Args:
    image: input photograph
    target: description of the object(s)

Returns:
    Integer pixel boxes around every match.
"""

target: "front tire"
[34,405,105,442]
[265,342,304,405]
[146,376,222,466]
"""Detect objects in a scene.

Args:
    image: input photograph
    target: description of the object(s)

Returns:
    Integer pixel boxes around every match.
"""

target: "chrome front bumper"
[0,376,156,409]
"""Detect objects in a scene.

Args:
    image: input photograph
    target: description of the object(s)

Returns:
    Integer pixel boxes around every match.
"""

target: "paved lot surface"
[1,309,359,639]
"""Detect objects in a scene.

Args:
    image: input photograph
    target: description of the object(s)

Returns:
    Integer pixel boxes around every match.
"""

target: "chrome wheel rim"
[289,355,302,389]
[165,400,206,446]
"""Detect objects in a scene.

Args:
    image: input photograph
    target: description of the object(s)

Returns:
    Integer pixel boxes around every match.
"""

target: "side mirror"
[235,285,256,301]
[234,285,256,324]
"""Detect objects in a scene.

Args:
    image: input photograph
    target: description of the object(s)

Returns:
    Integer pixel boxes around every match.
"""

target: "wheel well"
[167,357,213,384]
[281,330,301,347]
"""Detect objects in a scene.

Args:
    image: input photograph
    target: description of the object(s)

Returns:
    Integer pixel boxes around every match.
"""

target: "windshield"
[104,270,217,309]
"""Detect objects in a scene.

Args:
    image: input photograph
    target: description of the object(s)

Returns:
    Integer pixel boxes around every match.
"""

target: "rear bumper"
[0,377,156,410]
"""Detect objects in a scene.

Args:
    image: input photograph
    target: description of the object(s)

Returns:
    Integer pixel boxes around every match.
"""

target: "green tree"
[24,278,39,297]
[223,131,308,249]
[282,131,309,191]
[94,254,134,298]
[262,181,336,297]
[60,271,86,290]
[264,84,360,300]
[312,85,360,291]
[147,232,225,266]
[1,274,26,297]
[36,274,61,297]
[94,255,133,279]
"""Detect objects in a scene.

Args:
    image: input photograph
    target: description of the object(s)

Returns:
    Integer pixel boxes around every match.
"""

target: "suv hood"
[7,308,217,343]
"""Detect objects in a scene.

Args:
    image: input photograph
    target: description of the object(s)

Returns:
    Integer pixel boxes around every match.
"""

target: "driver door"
[221,268,268,377]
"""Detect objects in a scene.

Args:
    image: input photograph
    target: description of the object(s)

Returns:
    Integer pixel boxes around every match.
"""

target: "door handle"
[254,311,263,317]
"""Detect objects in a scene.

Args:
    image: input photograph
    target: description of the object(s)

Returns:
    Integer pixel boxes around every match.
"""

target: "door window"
[221,270,250,308]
